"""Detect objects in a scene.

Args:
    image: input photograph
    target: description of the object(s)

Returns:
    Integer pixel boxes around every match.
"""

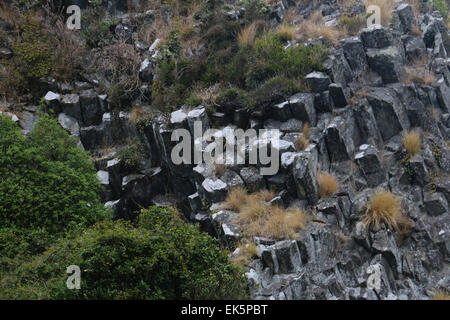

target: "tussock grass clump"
[302,123,310,139]
[224,189,309,240]
[238,22,258,48]
[317,172,338,198]
[221,186,248,212]
[402,130,421,157]
[404,65,436,85]
[294,124,310,151]
[431,290,450,300]
[298,11,346,45]
[361,191,412,232]
[294,134,309,151]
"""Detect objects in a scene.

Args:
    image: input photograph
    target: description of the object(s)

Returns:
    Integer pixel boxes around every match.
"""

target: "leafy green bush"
[249,76,302,110]
[9,19,54,95]
[194,0,225,24]
[0,114,105,234]
[242,33,329,88]
[118,138,146,169]
[430,0,448,21]
[81,7,112,48]
[4,207,248,299]
[215,88,254,114]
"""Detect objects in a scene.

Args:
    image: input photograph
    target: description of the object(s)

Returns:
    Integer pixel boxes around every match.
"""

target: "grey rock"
[61,94,82,122]
[293,151,319,204]
[354,144,386,187]
[0,47,13,59]
[240,167,266,193]
[361,25,394,49]
[329,83,348,108]
[366,87,411,141]
[306,72,332,93]
[289,93,316,126]
[366,46,405,83]
[341,37,368,75]
[423,192,448,216]
[58,113,80,137]
[79,90,104,126]
[201,178,228,202]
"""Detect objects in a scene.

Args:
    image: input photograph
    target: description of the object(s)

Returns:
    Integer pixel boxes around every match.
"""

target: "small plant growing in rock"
[317,172,339,198]
[118,138,146,169]
[294,135,309,151]
[361,191,412,232]
[429,0,448,21]
[294,124,310,151]
[402,130,421,157]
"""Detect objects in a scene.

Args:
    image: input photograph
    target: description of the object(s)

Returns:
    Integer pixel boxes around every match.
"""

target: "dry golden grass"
[402,130,421,157]
[224,189,309,239]
[238,22,258,48]
[361,191,412,232]
[431,290,450,300]
[221,186,248,212]
[238,202,309,240]
[297,11,346,45]
[302,123,310,139]
[232,242,258,267]
[366,0,395,27]
[404,65,436,85]
[294,134,309,151]
[138,1,202,50]
[317,172,339,198]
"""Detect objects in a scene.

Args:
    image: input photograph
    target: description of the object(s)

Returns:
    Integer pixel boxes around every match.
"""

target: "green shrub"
[186,96,203,108]
[243,32,328,88]
[81,7,112,48]
[430,0,448,21]
[4,207,248,299]
[194,0,225,24]
[215,88,254,114]
[338,15,366,35]
[242,0,270,23]
[118,138,146,169]
[9,19,54,95]
[249,76,302,110]
[0,114,105,234]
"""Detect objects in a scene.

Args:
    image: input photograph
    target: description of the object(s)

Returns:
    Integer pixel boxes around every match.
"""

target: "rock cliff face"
[2,0,449,299]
